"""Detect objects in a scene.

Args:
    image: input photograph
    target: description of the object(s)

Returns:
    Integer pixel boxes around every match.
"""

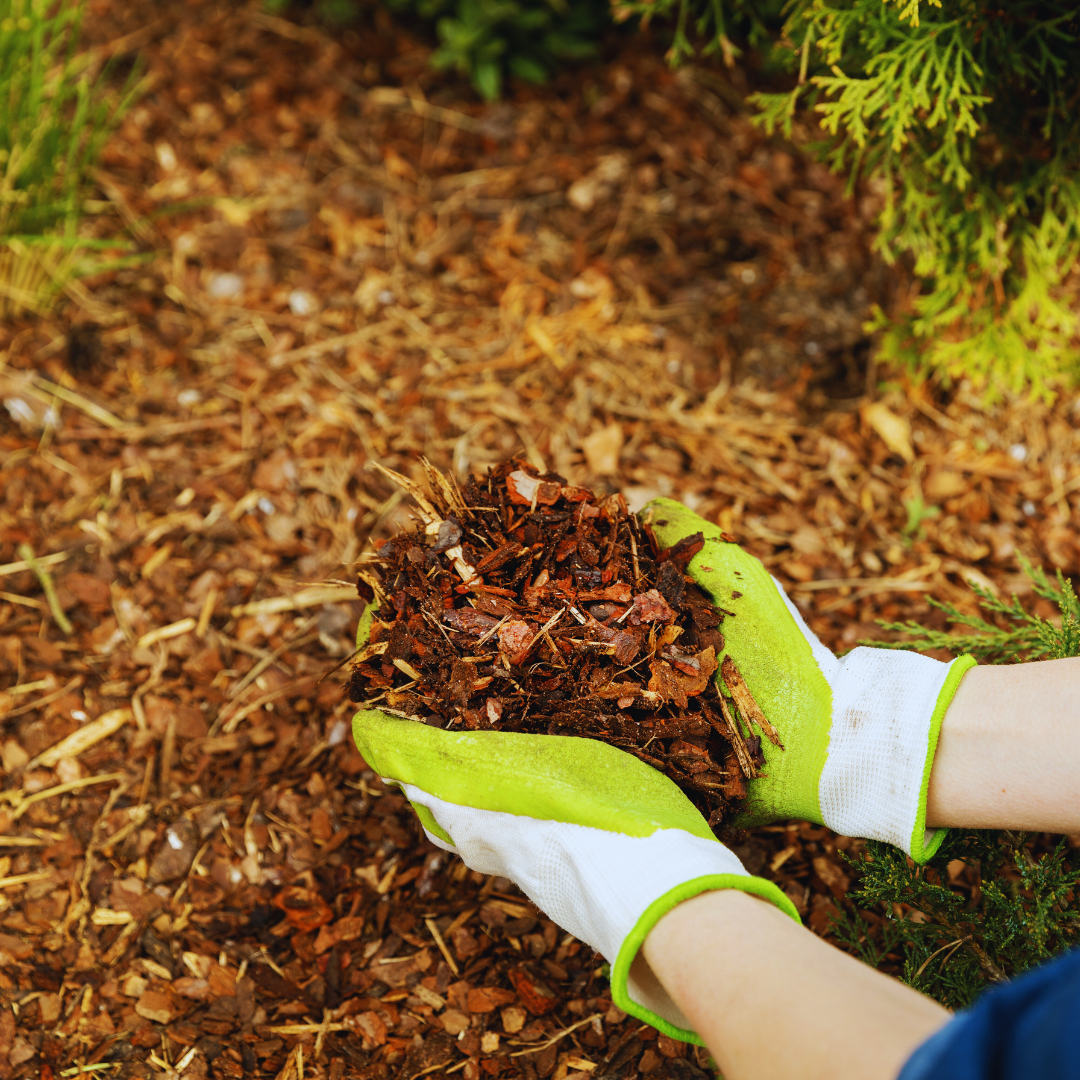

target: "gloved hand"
[352,708,798,1044]
[645,498,975,863]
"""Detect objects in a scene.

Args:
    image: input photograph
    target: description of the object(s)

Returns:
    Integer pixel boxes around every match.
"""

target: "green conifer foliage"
[359,0,1080,394]
[834,832,1079,1008]
[611,0,1080,397]
[382,0,607,101]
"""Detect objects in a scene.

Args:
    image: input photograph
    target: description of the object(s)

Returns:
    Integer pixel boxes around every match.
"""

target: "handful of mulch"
[347,460,782,834]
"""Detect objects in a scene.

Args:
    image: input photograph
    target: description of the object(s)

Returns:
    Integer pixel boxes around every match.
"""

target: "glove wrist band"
[613,874,799,1045]
[814,651,975,863]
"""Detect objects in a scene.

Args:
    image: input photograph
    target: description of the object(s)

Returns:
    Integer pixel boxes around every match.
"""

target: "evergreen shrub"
[383,0,606,101]
[616,0,1080,397]
[342,0,1080,396]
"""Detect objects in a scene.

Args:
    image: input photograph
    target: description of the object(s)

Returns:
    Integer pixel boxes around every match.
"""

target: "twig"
[0,549,73,578]
[30,375,125,428]
[425,917,460,976]
[408,1061,454,1080]
[475,613,512,648]
[720,656,784,749]
[365,86,487,135]
[228,618,319,700]
[220,673,320,734]
[130,644,168,732]
[0,870,54,890]
[136,617,196,649]
[230,585,358,618]
[706,698,756,780]
[161,711,177,795]
[0,676,83,722]
[17,543,72,634]
[508,1013,603,1057]
[195,586,218,637]
[9,773,125,819]
[914,935,971,979]
[0,591,46,610]
[28,708,132,770]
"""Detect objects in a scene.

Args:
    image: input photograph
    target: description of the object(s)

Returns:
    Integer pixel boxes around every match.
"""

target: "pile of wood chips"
[349,461,781,832]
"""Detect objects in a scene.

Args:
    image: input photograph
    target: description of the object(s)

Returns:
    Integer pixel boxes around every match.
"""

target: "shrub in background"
[384,0,606,101]
[613,0,1080,399]
[831,560,1080,1007]
[290,0,1080,398]
[0,0,137,317]
[835,831,1078,1009]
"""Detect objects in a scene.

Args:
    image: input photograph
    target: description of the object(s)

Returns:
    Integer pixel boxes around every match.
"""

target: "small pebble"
[288,289,317,316]
[207,272,243,300]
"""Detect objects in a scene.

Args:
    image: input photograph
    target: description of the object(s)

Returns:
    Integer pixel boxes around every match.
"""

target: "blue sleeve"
[898,947,1080,1080]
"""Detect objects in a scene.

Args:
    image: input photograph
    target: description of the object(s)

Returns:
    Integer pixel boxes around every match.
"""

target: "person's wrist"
[639,890,785,1045]
[642,888,774,970]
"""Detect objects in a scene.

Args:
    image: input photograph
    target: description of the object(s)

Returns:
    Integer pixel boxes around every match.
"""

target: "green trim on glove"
[611,873,801,1045]
[409,798,454,846]
[910,653,977,863]
[353,710,717,841]
[647,499,833,826]
[355,595,381,648]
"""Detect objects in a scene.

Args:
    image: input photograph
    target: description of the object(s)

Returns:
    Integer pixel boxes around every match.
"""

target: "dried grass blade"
[0,676,84,722]
[370,462,440,523]
[17,542,72,634]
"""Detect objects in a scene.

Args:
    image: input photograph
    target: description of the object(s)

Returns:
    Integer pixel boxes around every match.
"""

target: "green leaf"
[473,57,502,100]
[508,53,548,83]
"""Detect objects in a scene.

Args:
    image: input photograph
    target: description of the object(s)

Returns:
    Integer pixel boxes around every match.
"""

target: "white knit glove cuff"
[776,583,974,860]
[822,647,972,859]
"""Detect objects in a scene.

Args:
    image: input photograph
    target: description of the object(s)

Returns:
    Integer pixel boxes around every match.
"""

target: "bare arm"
[639,889,949,1080]
[927,656,1080,832]
[635,657,1078,1080]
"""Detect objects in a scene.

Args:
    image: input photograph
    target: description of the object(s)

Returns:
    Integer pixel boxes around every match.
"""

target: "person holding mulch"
[354,499,1080,1080]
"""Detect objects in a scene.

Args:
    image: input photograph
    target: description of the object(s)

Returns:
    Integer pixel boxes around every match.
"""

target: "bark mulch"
[2,3,1080,1080]
[347,459,771,833]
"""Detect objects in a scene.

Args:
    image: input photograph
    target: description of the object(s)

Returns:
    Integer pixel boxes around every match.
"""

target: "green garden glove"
[352,709,798,1045]
[645,498,975,863]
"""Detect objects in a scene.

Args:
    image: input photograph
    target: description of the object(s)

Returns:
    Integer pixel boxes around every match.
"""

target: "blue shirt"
[899,947,1080,1080]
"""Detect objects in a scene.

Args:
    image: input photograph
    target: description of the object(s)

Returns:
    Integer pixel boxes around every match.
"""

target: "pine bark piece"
[705,698,758,780]
[719,655,784,749]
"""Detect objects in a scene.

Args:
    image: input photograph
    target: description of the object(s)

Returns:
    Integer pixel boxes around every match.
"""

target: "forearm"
[640,889,949,1080]
[927,656,1080,832]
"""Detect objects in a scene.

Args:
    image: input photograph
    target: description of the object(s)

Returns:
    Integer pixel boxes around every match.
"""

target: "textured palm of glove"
[352,710,799,1044]
[646,498,975,863]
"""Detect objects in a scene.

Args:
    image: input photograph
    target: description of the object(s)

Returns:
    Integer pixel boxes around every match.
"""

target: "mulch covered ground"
[2,2,1080,1078]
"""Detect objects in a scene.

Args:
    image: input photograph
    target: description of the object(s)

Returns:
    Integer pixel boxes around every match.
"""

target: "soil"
[1,2,1080,1080]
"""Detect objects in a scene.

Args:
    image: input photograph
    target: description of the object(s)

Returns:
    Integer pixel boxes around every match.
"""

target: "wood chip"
[720,656,784,749]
